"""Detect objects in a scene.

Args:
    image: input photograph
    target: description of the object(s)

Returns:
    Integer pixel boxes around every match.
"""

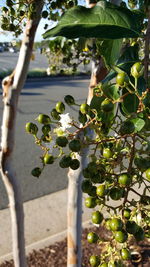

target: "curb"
[0,189,92,263]
[0,220,92,263]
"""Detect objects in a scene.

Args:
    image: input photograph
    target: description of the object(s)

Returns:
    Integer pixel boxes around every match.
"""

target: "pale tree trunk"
[0,1,44,266]
[67,58,107,267]
[67,1,107,263]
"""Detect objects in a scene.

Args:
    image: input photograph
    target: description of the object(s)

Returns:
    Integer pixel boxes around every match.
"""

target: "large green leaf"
[130,118,145,132]
[97,39,123,67]
[120,88,139,116]
[43,2,141,39]
[102,84,120,100]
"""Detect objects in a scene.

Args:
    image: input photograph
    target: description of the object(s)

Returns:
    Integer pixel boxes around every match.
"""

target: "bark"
[0,1,44,266]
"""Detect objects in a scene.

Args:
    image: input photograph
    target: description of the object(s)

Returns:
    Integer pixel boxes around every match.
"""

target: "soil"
[0,226,150,267]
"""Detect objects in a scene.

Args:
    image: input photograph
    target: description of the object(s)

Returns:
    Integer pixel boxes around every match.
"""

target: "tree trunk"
[67,56,107,267]
[0,1,44,266]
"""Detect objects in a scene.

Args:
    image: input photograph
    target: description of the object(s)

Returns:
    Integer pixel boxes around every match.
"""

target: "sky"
[0,0,86,42]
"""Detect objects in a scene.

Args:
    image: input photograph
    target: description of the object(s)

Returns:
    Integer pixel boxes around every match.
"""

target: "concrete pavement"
[0,77,90,209]
[0,189,92,262]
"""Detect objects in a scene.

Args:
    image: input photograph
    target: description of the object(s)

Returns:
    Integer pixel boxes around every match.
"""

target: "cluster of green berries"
[25,95,82,177]
[87,213,145,266]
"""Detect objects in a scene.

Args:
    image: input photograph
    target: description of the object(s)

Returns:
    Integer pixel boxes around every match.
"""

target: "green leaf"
[43,2,141,39]
[90,95,105,112]
[102,84,120,100]
[97,39,123,67]
[130,118,145,132]
[120,89,139,116]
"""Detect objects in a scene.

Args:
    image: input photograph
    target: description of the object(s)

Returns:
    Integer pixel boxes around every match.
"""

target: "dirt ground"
[0,226,150,267]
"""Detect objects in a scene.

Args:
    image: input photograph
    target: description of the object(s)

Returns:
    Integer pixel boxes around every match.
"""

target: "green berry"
[85,197,97,208]
[55,102,65,113]
[131,62,144,78]
[31,167,42,178]
[64,95,75,105]
[118,173,132,186]
[87,232,99,244]
[110,218,123,231]
[37,114,51,124]
[51,108,60,120]
[42,124,51,135]
[92,211,103,224]
[121,248,131,260]
[25,122,38,135]
[89,255,100,267]
[56,136,68,147]
[80,103,90,114]
[44,154,54,164]
[69,159,80,170]
[114,230,128,243]
[59,155,72,168]
[116,72,129,87]
[69,139,81,152]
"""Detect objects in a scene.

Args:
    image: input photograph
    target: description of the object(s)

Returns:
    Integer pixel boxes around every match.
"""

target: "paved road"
[0,51,48,71]
[0,77,90,209]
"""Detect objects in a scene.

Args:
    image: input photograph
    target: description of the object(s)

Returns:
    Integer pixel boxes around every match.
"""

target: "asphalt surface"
[0,51,48,71]
[0,77,90,209]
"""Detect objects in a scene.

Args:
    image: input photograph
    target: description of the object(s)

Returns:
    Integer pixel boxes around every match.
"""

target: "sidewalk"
[0,189,91,263]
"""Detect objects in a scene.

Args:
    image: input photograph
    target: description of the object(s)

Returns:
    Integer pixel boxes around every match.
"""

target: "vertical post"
[0,1,44,266]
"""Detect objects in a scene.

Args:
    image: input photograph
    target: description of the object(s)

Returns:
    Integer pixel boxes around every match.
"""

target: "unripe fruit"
[110,218,123,231]
[81,179,92,193]
[56,136,68,147]
[25,122,38,135]
[80,103,90,114]
[105,219,111,230]
[103,148,112,159]
[116,72,129,87]
[31,167,42,178]
[44,154,54,164]
[125,220,139,235]
[85,197,97,208]
[118,173,132,186]
[42,124,51,135]
[69,159,80,170]
[100,263,108,267]
[64,95,75,105]
[114,230,128,243]
[59,155,71,168]
[145,168,150,181]
[89,255,100,267]
[131,62,144,78]
[55,101,65,113]
[101,99,114,112]
[42,10,48,18]
[37,114,51,124]
[69,139,81,152]
[108,261,118,267]
[92,210,103,224]
[110,187,124,200]
[51,108,60,120]
[123,209,131,219]
[96,184,105,197]
[121,248,131,260]
[87,232,98,244]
